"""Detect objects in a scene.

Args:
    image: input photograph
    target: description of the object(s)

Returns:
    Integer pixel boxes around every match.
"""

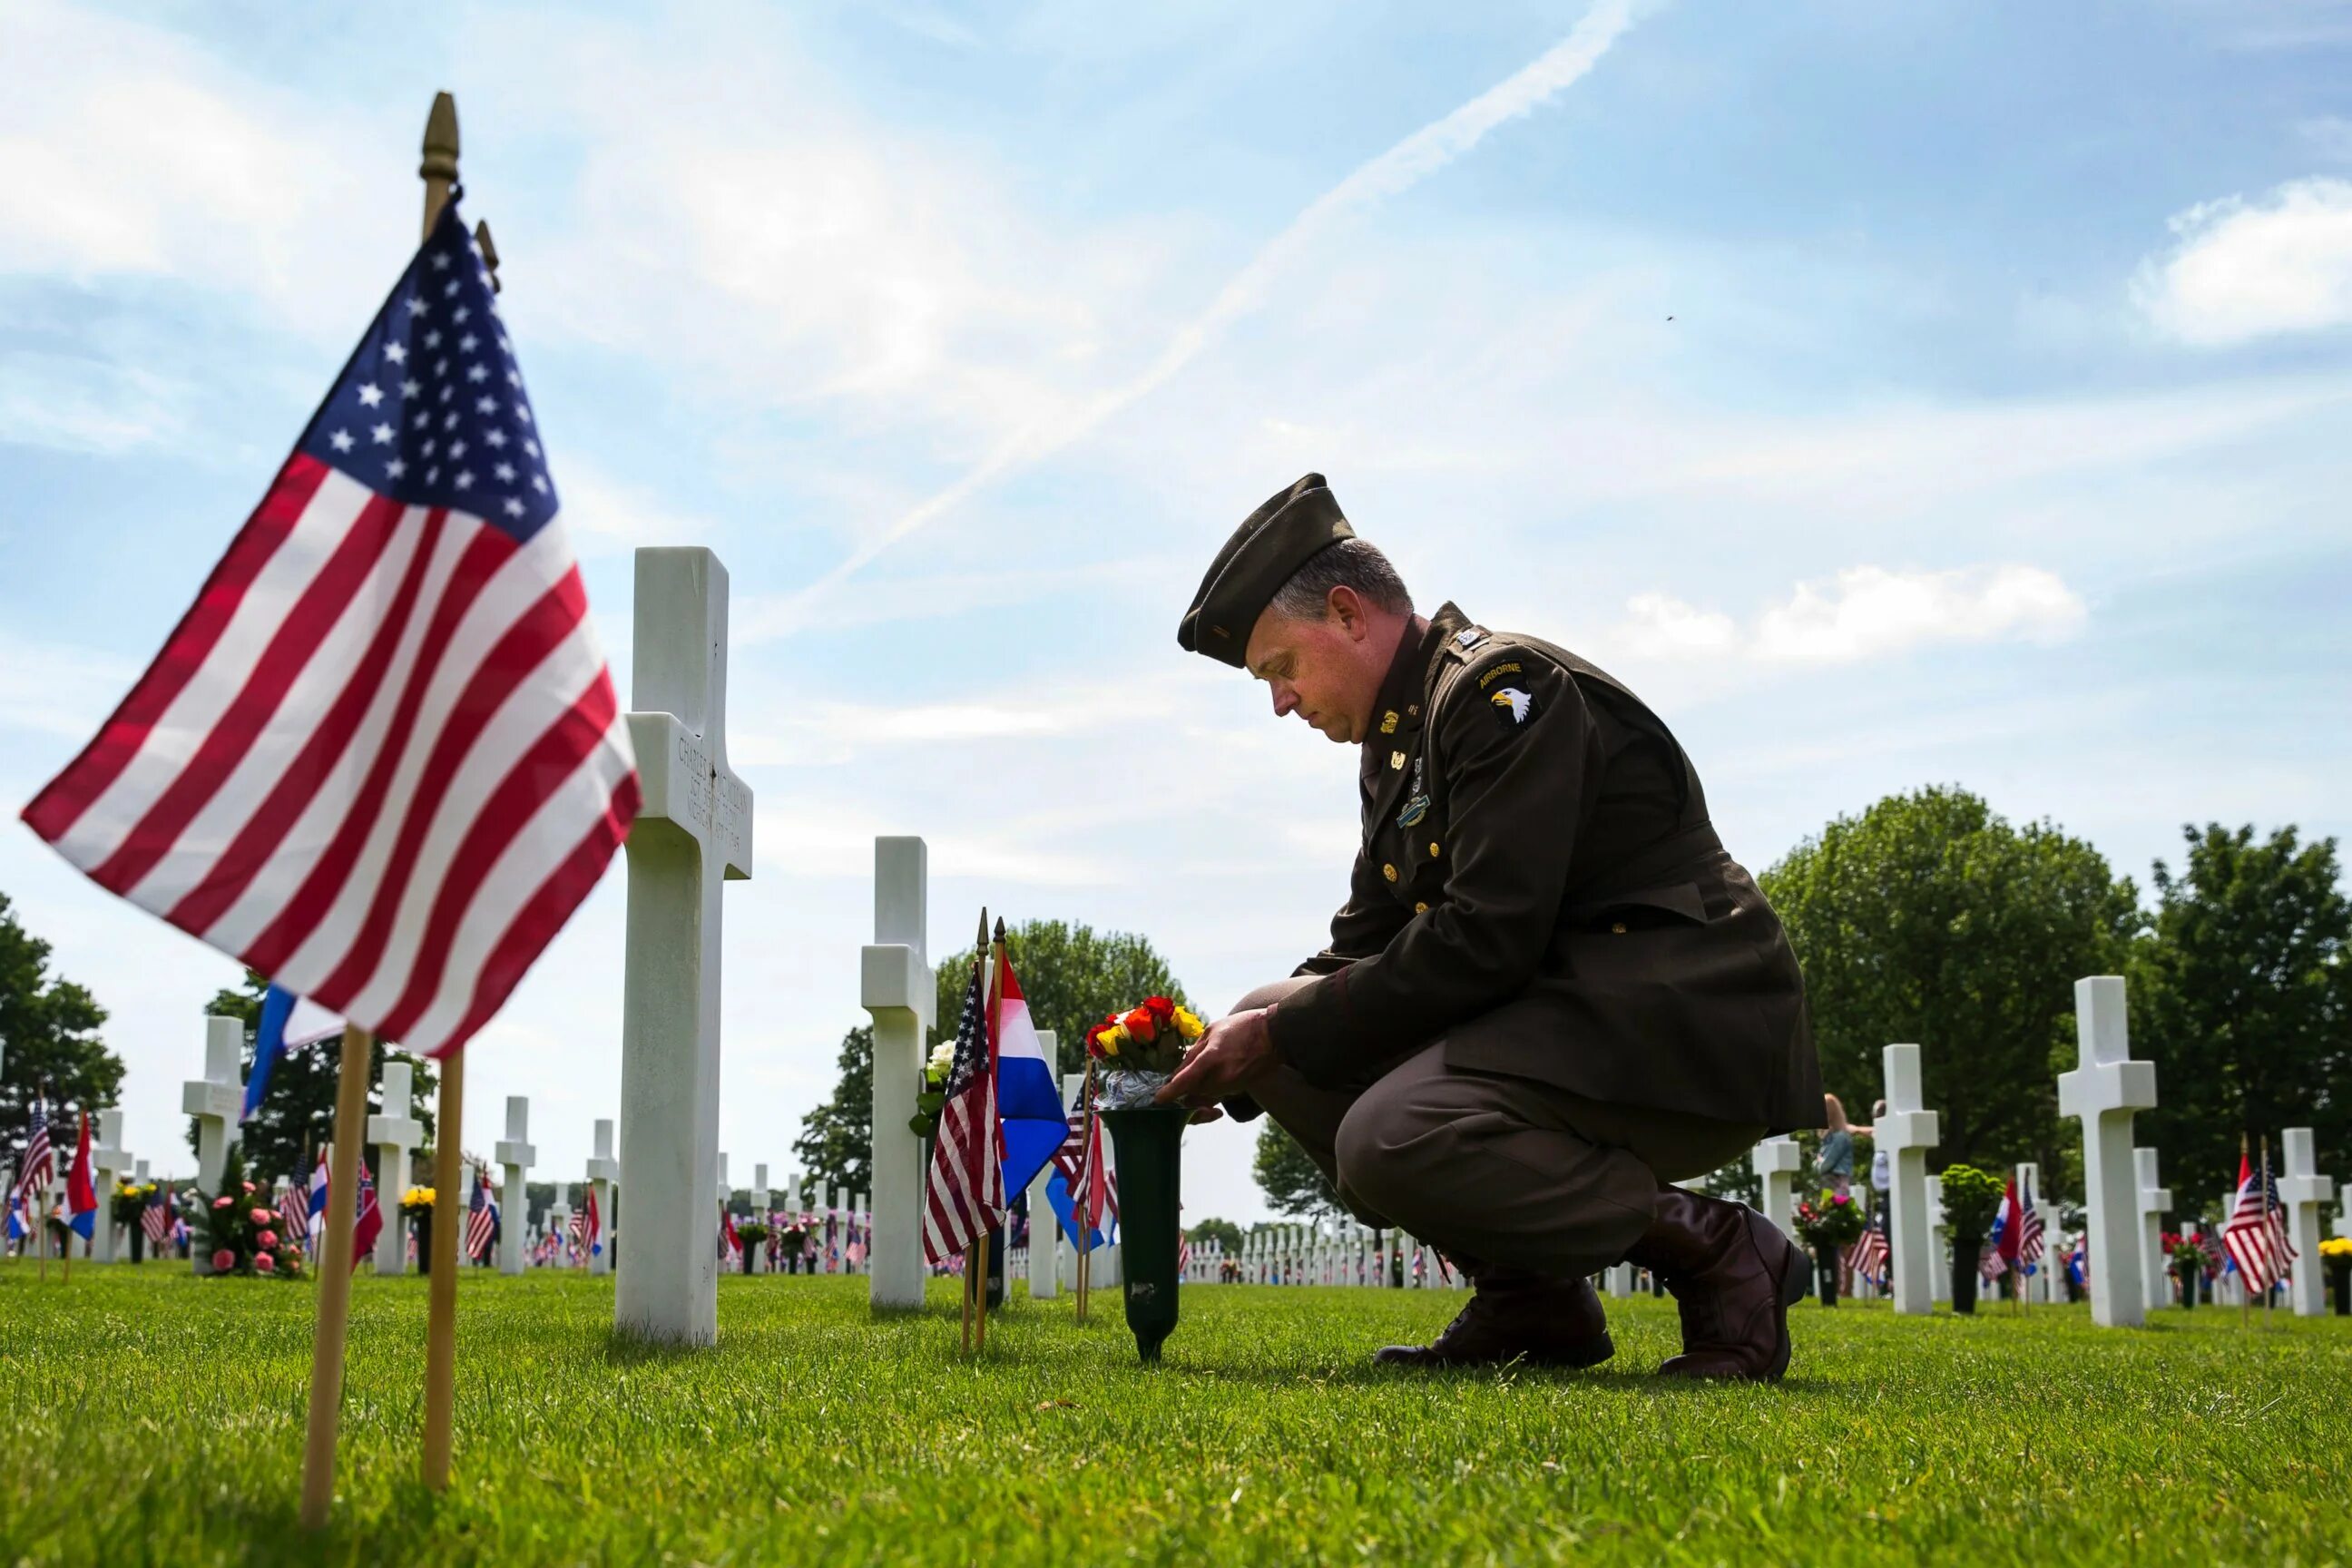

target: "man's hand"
[1156,1007,1276,1110]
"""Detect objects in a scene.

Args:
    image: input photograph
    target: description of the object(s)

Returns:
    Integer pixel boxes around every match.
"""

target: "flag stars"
[515,404,533,425]
[435,358,450,377]
[484,429,507,448]
[494,461,515,482]
[523,438,540,458]
[459,332,479,353]
[384,342,407,366]
[386,456,407,478]
[358,383,384,407]
[412,411,431,431]
[426,466,440,485]
[401,378,422,398]
[531,474,549,494]
[503,497,526,518]
[425,330,443,349]
[429,251,452,271]
[329,428,355,453]
[455,470,475,490]
[466,364,489,384]
[476,396,498,416]
[405,298,429,318]
[453,306,471,325]
[443,279,462,298]
[449,439,468,460]
[370,423,394,445]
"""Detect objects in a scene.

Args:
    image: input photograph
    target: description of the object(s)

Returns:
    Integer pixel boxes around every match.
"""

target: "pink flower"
[211,1249,236,1271]
[212,1195,233,1210]
[241,1181,256,1194]
[253,1252,276,1274]
[258,1230,278,1249]
[250,1207,273,1226]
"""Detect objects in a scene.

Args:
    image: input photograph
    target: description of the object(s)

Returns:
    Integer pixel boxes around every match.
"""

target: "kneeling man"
[1161,475,1822,1379]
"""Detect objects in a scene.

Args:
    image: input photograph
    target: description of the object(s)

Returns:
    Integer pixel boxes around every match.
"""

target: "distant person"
[1818,1094,1855,1198]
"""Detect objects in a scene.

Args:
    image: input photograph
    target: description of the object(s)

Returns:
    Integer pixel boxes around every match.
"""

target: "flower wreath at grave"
[398,1186,436,1220]
[1934,1163,2004,1243]
[1792,1190,1867,1250]
[198,1143,303,1279]
[1085,996,1206,1109]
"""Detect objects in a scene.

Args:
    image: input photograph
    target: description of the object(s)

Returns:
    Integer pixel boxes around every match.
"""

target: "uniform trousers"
[1236,977,1766,1280]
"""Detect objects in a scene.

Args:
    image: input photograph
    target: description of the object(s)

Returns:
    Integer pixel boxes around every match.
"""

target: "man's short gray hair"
[1268,538,1413,622]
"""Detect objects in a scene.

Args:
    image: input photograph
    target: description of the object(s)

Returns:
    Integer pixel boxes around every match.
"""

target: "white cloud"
[2135,177,2352,344]
[1618,564,2086,667]
[0,351,187,455]
[0,1,406,336]
[0,630,142,738]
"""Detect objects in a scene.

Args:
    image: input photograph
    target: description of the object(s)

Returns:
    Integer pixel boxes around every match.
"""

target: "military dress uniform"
[1180,474,1821,1377]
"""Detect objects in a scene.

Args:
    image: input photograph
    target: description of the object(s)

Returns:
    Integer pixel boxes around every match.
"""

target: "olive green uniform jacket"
[1264,603,1821,1133]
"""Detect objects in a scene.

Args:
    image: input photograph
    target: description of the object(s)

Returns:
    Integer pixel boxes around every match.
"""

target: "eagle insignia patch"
[1489,686,1536,729]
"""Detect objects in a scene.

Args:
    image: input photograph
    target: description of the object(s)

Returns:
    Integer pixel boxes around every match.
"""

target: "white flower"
[926,1041,956,1077]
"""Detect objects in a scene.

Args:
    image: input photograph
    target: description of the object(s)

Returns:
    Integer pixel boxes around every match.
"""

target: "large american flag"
[2221,1152,2294,1293]
[12,1097,53,1209]
[19,203,636,1062]
[922,946,1001,1264]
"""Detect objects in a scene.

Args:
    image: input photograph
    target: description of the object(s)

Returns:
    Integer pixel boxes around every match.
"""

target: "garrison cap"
[1176,473,1355,668]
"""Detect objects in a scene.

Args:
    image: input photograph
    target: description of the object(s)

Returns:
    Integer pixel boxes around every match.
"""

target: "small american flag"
[19,202,635,1062]
[923,945,1001,1264]
[142,1184,174,1246]
[2017,1177,2047,1270]
[1845,1207,1889,1286]
[13,1097,54,1210]
[2221,1151,2294,1292]
[351,1163,383,1268]
[465,1166,497,1261]
[278,1175,310,1243]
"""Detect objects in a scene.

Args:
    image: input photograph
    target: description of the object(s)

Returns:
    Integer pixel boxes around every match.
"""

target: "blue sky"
[5,0,2348,1223]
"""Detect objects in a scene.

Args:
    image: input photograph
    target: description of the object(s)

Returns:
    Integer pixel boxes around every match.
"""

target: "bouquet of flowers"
[198,1143,303,1279]
[909,1040,956,1138]
[399,1186,436,1219]
[1085,996,1205,1109]
[1793,1189,1866,1250]
[112,1180,160,1226]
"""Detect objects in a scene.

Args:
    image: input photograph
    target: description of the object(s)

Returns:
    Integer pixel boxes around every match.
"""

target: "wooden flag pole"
[36,1080,49,1284]
[958,907,989,1354]
[975,918,1009,1354]
[2238,1132,2250,1332]
[413,86,481,1496]
[2259,1133,2275,1330]
[420,1054,465,1489]
[300,1025,377,1529]
[1074,1059,1096,1322]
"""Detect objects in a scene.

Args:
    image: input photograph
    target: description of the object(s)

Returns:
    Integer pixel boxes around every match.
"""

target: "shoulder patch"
[1475,661,1524,690]
[1452,626,1489,653]
[1487,684,1537,730]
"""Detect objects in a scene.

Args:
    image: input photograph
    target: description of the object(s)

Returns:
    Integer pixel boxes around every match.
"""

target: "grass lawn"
[2,1264,2346,1566]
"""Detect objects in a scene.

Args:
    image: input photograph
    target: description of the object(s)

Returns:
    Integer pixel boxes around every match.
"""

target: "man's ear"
[1328,584,1367,641]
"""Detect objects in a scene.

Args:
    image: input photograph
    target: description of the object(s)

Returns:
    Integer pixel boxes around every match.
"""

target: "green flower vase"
[1099,1104,1186,1364]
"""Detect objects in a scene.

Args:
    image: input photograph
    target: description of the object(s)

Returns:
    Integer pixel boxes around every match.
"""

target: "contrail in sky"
[776,0,1646,621]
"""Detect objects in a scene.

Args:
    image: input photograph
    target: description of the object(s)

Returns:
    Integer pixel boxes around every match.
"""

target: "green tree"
[790,1025,873,1199]
[196,970,435,1182]
[0,891,121,1168]
[1188,1216,1245,1254]
[1253,1122,1341,1217]
[791,919,1191,1192]
[2132,824,2351,1194]
[1761,786,2141,1181]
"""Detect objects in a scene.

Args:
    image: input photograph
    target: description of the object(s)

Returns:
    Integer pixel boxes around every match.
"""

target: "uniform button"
[1611,921,1628,934]
[1414,901,1429,914]
[1428,841,1441,858]
[1382,864,1398,883]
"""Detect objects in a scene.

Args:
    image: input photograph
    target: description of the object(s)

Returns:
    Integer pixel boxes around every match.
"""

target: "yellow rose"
[1173,1006,1205,1043]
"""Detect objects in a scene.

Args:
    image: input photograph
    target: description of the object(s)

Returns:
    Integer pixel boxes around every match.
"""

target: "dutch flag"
[993,949,1070,1202]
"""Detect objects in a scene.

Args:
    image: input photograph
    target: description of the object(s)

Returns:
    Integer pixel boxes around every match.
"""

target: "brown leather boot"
[1622,1187,1805,1380]
[1373,1269,1615,1370]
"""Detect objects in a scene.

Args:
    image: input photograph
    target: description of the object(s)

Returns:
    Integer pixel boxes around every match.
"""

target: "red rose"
[1121,1006,1157,1043]
[1143,996,1176,1023]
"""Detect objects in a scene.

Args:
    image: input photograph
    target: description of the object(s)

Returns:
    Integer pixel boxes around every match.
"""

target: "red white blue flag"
[20,202,636,1061]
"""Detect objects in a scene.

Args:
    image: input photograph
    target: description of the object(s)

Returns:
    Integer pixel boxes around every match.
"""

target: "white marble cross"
[749,1162,769,1272]
[1750,1136,1803,1240]
[2278,1128,2335,1318]
[90,1110,130,1263]
[615,547,754,1347]
[1877,1044,1939,1316]
[368,1060,426,1277]
[551,1201,573,1265]
[2132,1148,2171,1314]
[496,1095,535,1277]
[586,1118,620,1277]
[184,1014,245,1275]
[1924,1175,1950,1301]
[861,836,934,1310]
[2056,975,2156,1328]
